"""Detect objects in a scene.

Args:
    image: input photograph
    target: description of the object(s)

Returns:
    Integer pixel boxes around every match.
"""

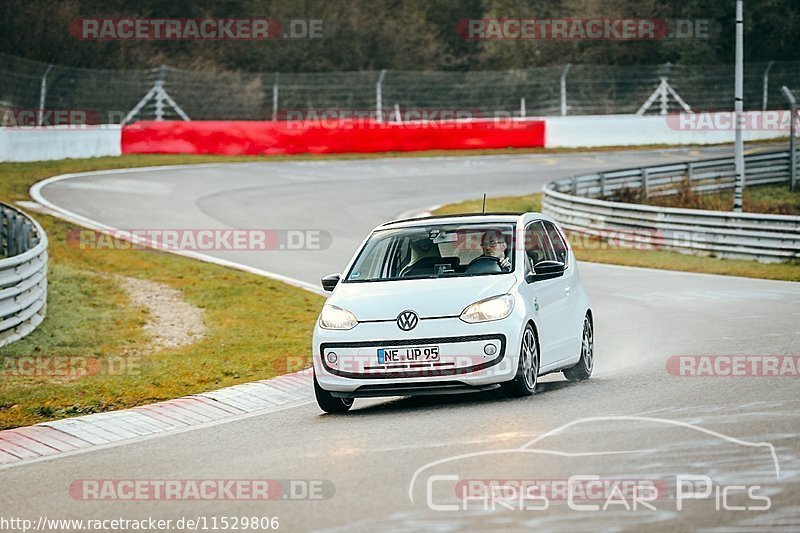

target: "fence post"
[37,64,53,127]
[782,86,797,192]
[154,65,167,121]
[520,97,526,118]
[732,1,745,212]
[376,69,387,123]
[762,61,774,111]
[560,64,572,116]
[272,73,279,121]
[1,208,6,257]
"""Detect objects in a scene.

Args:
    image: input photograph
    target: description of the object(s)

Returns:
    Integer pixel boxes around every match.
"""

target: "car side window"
[524,221,556,273]
[543,221,569,268]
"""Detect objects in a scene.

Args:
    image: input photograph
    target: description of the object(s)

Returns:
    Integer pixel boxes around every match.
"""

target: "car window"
[345,222,515,282]
[524,221,556,273]
[383,237,411,278]
[543,221,569,267]
[358,238,390,280]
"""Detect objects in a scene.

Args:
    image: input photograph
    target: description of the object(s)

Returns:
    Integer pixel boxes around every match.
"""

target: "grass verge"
[433,193,800,282]
[0,155,331,430]
[625,182,800,216]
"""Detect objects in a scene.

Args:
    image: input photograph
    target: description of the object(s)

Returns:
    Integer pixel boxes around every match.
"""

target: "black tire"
[564,315,594,382]
[503,323,539,397]
[314,374,354,413]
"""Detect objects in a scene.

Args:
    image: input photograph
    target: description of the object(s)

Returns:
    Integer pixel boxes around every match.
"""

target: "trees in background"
[1,0,797,71]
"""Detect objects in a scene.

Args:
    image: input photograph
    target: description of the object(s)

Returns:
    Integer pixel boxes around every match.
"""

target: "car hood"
[328,275,518,321]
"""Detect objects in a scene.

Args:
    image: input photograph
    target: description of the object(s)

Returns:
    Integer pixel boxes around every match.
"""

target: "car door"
[519,220,571,370]
[542,220,582,362]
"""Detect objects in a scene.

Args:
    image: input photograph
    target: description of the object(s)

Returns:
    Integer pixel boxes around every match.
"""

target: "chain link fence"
[1,53,799,124]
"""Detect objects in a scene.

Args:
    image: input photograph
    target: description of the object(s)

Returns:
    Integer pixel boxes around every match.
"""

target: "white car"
[312,213,593,413]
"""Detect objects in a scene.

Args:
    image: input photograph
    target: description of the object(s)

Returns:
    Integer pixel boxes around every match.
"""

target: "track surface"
[3,146,799,531]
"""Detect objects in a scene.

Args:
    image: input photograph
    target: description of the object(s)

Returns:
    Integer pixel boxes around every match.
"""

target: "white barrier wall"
[545,112,789,148]
[0,126,122,162]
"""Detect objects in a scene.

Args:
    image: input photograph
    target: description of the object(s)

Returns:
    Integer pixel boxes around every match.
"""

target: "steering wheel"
[466,256,503,274]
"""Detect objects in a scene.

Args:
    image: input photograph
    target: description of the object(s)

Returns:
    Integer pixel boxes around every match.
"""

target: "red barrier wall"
[121,119,545,155]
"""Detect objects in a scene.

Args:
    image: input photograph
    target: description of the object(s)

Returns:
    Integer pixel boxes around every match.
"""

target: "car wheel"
[314,373,354,413]
[564,315,593,382]
[503,323,538,397]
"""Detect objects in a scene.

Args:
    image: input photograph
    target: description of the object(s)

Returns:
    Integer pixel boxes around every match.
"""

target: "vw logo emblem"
[396,310,419,331]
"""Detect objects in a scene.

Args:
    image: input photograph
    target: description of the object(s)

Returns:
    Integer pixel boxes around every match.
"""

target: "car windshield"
[345,222,516,282]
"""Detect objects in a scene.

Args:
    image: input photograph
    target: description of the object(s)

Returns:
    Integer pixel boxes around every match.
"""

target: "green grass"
[433,192,800,282]
[0,155,331,429]
[634,182,800,216]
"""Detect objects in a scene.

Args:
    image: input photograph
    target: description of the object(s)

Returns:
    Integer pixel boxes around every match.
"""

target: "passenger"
[400,236,441,276]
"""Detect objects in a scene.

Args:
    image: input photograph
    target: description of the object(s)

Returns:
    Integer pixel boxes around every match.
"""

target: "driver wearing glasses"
[474,230,512,272]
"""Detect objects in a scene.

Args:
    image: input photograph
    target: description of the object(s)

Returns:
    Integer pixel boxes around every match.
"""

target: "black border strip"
[320,334,507,379]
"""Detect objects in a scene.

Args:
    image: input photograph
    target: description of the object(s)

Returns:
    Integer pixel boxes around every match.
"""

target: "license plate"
[378,346,440,364]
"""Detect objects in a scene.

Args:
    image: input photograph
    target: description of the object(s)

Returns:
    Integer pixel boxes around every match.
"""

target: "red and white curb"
[0,369,313,467]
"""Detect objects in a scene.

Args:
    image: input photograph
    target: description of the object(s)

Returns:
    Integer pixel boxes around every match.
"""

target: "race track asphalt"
[2,145,798,531]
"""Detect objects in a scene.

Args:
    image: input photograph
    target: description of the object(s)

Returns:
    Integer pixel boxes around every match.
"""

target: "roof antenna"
[482,193,487,214]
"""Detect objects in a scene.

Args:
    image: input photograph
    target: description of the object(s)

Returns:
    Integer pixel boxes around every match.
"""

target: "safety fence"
[0,204,48,347]
[543,150,800,262]
[2,52,799,123]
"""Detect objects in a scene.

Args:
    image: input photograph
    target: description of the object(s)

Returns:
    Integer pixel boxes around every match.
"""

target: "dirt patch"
[117,276,205,353]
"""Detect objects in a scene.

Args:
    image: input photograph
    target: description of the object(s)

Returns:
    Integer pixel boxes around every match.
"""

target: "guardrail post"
[687,162,694,192]
[782,86,797,192]
[642,168,649,198]
[599,173,606,197]
[571,176,578,195]
[5,211,15,257]
[0,206,4,257]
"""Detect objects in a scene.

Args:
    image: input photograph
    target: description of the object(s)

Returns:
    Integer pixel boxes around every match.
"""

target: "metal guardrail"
[0,203,48,347]
[542,150,800,263]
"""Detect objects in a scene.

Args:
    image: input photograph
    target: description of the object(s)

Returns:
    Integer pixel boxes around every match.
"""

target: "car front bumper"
[313,316,522,394]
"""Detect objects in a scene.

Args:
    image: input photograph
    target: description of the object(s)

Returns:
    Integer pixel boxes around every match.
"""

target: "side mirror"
[525,260,565,283]
[321,273,341,292]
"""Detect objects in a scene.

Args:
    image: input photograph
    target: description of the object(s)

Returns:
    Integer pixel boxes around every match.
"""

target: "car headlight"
[460,294,515,323]
[319,304,358,330]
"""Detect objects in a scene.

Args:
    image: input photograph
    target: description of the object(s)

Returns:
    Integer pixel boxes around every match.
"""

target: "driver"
[474,230,511,271]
